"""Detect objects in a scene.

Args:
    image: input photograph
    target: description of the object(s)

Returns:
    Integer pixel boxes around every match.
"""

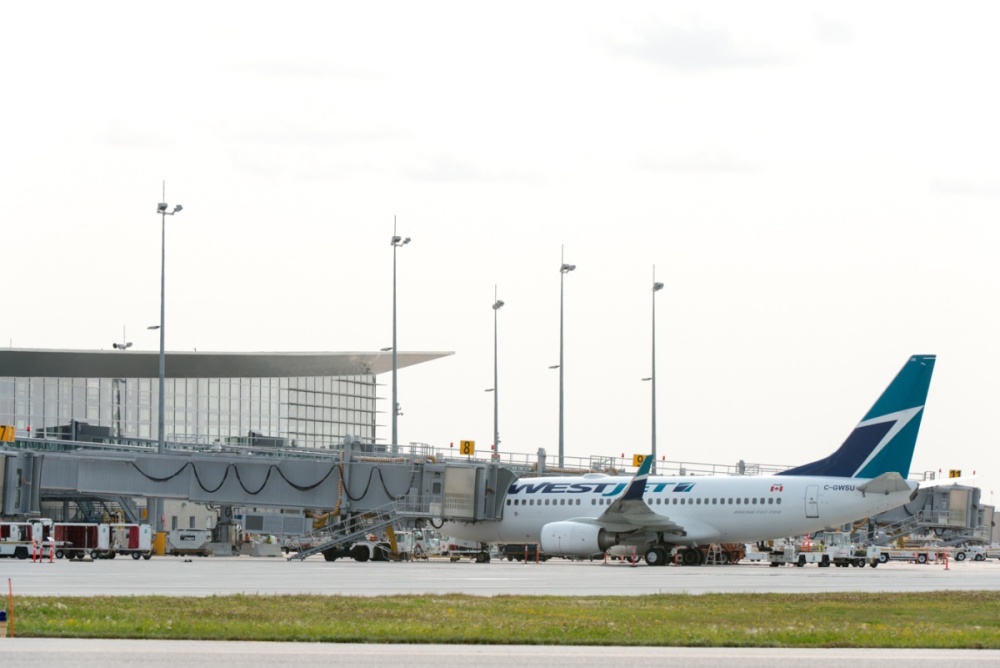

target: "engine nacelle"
[540,521,619,557]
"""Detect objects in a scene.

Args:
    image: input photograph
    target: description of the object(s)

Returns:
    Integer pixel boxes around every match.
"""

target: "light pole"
[111,328,131,440]
[112,326,132,351]
[558,247,576,468]
[390,220,410,453]
[650,273,664,474]
[154,188,182,532]
[492,290,504,455]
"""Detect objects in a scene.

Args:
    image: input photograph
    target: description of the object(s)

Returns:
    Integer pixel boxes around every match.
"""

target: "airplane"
[441,354,936,566]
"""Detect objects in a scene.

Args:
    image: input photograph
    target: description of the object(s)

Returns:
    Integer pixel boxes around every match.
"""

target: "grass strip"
[10,591,1000,647]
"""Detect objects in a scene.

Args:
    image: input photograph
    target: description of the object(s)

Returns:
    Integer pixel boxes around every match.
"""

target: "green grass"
[7,591,1000,647]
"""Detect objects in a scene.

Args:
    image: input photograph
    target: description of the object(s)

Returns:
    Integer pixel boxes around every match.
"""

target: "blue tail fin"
[778,355,935,479]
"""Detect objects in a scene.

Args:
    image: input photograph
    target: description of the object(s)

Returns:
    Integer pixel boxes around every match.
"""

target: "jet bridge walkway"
[1,440,518,540]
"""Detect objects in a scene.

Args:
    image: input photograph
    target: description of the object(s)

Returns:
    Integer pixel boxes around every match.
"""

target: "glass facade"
[0,373,379,449]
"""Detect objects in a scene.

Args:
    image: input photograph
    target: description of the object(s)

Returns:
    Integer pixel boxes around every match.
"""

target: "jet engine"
[540,521,619,557]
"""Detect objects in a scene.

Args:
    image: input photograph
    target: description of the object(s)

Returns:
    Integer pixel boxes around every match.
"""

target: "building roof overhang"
[0,348,453,378]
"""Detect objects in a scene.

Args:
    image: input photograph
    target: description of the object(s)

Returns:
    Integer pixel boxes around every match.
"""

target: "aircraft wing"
[579,456,686,535]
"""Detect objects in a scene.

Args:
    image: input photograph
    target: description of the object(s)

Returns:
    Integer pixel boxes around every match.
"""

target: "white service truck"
[769,532,880,568]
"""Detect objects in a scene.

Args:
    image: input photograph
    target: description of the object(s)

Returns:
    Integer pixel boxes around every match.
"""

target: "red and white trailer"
[53,523,110,560]
[109,524,153,559]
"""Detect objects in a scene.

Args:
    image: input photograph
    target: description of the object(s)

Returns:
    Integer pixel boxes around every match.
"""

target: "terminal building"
[0,348,460,533]
[0,348,451,450]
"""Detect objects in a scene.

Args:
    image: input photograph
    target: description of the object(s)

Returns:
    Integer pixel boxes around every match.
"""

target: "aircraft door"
[805,485,819,518]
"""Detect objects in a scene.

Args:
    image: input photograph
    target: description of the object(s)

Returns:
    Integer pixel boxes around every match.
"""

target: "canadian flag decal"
[770,485,784,492]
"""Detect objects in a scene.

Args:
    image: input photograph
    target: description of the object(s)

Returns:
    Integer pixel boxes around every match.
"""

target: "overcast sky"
[3,2,999,504]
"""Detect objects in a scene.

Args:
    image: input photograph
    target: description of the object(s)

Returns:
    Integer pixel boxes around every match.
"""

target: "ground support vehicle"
[166,529,212,556]
[819,532,880,568]
[985,546,1000,560]
[769,534,880,568]
[442,536,491,563]
[389,530,440,560]
[109,524,153,560]
[53,522,111,560]
[0,520,53,559]
[320,538,391,562]
[951,545,986,562]
[877,547,952,564]
[769,542,831,567]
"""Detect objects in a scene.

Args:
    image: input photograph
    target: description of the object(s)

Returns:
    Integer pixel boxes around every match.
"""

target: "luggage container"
[110,524,153,560]
[53,523,111,560]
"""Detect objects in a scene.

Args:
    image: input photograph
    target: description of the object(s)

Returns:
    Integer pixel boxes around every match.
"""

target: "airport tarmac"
[4,556,999,667]
[2,553,998,597]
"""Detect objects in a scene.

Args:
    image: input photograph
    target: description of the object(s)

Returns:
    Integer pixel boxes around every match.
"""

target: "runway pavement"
[2,641,999,668]
[2,552,998,597]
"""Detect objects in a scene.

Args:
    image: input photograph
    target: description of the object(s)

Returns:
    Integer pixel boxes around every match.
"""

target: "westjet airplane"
[442,354,936,566]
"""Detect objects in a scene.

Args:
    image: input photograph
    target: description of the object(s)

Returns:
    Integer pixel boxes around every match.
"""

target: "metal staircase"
[287,501,400,561]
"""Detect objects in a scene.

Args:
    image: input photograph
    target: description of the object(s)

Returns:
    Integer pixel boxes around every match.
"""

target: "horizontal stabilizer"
[856,472,913,495]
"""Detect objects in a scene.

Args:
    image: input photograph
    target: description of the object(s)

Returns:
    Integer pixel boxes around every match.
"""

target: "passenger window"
[752,498,757,505]
[777,498,782,505]
[736,498,741,505]
[767,498,773,505]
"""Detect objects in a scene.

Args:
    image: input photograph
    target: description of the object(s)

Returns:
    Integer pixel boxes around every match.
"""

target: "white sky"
[3,2,999,504]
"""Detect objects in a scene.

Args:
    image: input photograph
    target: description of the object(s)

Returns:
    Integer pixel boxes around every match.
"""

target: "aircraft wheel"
[644,547,665,566]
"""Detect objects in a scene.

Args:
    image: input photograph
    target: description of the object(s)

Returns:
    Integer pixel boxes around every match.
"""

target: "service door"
[805,485,819,519]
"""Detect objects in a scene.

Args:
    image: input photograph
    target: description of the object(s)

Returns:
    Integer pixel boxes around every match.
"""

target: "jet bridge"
[0,439,516,527]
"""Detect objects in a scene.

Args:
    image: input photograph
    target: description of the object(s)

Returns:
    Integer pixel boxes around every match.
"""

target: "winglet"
[619,455,654,501]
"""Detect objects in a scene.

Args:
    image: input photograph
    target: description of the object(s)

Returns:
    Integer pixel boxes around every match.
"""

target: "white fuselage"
[442,473,915,546]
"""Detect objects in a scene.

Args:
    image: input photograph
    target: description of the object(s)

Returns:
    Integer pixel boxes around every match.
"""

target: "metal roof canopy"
[0,348,453,378]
